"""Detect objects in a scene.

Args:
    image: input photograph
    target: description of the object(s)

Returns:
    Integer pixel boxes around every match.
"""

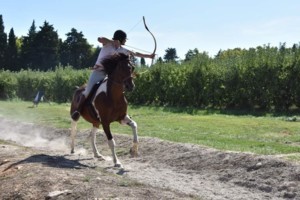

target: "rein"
[108,75,133,86]
[108,60,135,86]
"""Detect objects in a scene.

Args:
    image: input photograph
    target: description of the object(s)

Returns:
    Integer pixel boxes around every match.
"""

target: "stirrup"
[71,111,80,121]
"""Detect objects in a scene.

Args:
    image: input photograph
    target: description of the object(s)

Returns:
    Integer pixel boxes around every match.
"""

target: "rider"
[71,30,155,121]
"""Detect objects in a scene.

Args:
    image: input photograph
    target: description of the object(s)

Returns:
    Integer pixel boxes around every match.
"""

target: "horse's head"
[102,53,135,92]
[116,54,135,92]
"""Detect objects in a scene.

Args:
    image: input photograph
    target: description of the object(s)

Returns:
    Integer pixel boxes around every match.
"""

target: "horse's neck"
[108,81,125,101]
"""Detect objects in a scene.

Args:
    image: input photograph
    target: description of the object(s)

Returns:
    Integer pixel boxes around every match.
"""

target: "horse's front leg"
[121,115,139,157]
[70,120,77,154]
[90,126,105,160]
[102,122,123,168]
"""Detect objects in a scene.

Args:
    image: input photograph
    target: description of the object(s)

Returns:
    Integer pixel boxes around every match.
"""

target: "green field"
[0,100,300,157]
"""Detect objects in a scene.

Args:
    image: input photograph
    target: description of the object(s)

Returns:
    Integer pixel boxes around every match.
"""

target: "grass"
[0,100,300,156]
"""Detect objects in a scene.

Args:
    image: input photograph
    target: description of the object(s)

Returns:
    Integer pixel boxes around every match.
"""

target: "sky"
[2,0,300,64]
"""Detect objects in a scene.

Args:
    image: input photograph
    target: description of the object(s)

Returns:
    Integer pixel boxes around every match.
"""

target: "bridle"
[107,60,135,86]
[108,75,133,86]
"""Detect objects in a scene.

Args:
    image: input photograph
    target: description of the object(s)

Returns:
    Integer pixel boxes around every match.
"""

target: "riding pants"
[82,70,106,97]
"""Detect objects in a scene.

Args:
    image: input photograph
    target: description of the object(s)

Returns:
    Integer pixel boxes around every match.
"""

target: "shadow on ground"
[3,154,94,171]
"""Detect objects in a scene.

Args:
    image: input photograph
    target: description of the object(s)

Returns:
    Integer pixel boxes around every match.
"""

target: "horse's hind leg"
[121,115,139,157]
[90,126,105,160]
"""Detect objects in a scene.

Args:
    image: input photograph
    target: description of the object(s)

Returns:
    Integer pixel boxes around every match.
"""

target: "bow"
[143,16,157,65]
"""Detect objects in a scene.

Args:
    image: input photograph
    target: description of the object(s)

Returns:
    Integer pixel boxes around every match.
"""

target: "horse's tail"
[70,85,86,116]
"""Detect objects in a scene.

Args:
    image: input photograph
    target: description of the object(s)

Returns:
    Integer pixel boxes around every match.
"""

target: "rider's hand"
[150,53,155,59]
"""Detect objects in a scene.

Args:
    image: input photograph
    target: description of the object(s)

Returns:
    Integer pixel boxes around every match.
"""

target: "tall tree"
[157,57,163,64]
[33,21,59,70]
[60,28,92,69]
[163,48,178,62]
[6,28,18,71]
[20,20,37,69]
[85,46,101,67]
[184,48,200,62]
[140,57,146,66]
[0,15,7,69]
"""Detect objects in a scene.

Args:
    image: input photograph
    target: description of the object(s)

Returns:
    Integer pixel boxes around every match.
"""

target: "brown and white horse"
[70,53,138,168]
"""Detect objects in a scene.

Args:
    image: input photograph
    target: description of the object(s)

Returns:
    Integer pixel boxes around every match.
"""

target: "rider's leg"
[71,70,106,121]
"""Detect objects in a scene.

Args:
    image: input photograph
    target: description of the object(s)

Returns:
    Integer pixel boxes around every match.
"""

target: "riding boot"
[71,94,86,121]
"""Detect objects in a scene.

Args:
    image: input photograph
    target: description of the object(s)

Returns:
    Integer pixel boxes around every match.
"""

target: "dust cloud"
[0,118,69,151]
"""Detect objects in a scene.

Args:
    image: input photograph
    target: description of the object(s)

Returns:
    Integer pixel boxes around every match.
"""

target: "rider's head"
[113,30,127,44]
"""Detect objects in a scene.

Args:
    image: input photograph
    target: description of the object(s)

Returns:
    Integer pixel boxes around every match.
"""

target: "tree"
[184,48,199,62]
[20,20,37,69]
[33,21,59,70]
[0,15,7,69]
[163,48,178,62]
[157,57,163,64]
[59,28,92,69]
[6,28,18,71]
[140,57,146,66]
[86,46,101,67]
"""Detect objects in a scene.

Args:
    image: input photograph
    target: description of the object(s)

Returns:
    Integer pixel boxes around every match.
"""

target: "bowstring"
[124,44,152,54]
[125,18,152,54]
[127,18,143,34]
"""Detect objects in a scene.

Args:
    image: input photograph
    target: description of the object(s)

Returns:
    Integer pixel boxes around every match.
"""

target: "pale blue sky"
[2,0,300,63]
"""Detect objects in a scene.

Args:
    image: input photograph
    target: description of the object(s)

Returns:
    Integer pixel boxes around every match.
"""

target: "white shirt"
[116,46,130,55]
[95,43,116,67]
[94,44,130,71]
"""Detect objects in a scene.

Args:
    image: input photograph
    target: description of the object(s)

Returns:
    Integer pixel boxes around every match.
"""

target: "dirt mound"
[0,118,300,199]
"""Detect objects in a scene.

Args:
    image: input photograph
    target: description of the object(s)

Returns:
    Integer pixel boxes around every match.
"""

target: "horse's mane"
[102,53,129,75]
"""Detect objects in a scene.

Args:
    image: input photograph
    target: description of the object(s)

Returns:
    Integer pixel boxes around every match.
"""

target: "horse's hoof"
[71,150,75,154]
[129,148,139,157]
[114,163,123,169]
[95,155,106,161]
[130,143,139,157]
[130,152,139,157]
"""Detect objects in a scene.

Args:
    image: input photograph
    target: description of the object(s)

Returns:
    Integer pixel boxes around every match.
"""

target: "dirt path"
[0,118,300,199]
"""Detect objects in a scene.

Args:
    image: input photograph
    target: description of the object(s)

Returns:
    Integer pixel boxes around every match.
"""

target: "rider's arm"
[98,37,120,48]
[131,51,155,59]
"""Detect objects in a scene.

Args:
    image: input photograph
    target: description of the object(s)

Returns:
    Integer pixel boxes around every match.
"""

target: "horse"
[70,53,138,168]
